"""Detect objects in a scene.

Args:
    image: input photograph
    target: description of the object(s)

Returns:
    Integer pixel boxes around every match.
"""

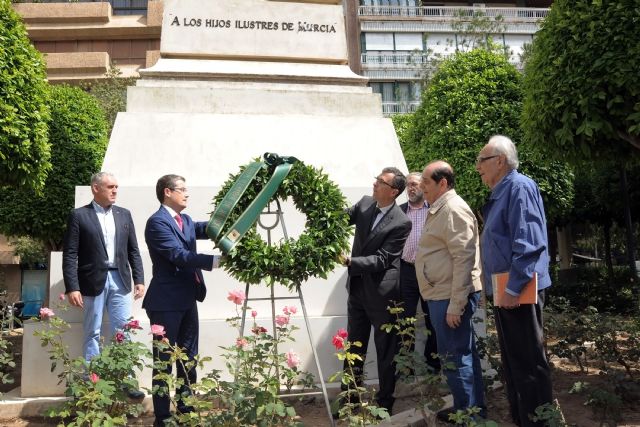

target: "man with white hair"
[476,135,553,426]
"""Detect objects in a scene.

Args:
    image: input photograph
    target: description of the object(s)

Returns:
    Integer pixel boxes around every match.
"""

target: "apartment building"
[12,1,550,109]
[352,0,551,115]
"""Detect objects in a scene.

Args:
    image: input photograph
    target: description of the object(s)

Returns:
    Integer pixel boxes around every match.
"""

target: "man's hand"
[133,284,145,300]
[446,313,461,329]
[501,293,520,309]
[337,254,350,266]
[67,291,84,308]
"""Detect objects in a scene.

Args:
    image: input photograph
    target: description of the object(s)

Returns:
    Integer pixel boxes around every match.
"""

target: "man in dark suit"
[143,174,220,426]
[341,166,411,414]
[399,172,440,374]
[62,172,145,370]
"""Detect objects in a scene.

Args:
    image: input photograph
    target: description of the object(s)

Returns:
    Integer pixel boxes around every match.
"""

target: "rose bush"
[35,303,150,426]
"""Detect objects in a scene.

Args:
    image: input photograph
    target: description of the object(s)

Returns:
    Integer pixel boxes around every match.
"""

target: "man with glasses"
[143,174,221,426]
[63,172,146,398]
[338,167,411,416]
[476,135,553,426]
[399,172,440,374]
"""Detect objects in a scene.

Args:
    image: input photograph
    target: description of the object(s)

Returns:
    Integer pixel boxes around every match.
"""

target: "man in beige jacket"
[415,161,485,422]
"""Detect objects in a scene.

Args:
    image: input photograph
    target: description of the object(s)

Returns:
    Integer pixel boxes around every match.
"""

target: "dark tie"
[370,207,381,230]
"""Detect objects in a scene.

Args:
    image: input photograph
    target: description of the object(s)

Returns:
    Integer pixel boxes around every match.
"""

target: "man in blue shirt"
[476,135,553,426]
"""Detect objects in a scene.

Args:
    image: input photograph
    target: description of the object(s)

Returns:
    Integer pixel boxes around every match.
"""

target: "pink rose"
[283,306,297,315]
[227,289,246,305]
[286,349,300,369]
[275,315,289,327]
[89,372,99,384]
[251,310,258,318]
[39,307,55,319]
[236,337,249,350]
[125,319,142,330]
[150,324,166,337]
[115,331,125,343]
[58,293,66,301]
[332,329,348,350]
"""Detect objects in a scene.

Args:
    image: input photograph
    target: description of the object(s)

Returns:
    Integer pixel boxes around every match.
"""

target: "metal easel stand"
[237,199,336,427]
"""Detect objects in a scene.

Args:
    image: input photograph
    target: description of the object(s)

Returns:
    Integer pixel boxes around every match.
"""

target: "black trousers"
[344,276,399,412]
[493,289,553,427]
[147,305,199,423]
[399,260,440,372]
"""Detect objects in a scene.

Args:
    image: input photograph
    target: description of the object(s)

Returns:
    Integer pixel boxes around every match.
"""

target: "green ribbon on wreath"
[207,153,298,254]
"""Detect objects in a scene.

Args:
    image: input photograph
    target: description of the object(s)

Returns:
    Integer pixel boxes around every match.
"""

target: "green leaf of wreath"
[211,160,353,290]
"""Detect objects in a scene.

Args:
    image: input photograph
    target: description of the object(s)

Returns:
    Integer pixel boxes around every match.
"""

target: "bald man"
[415,161,485,422]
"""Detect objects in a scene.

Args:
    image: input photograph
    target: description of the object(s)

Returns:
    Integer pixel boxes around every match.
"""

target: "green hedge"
[0,0,51,190]
[0,85,108,250]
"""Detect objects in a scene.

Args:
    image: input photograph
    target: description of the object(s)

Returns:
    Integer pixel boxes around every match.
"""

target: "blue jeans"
[82,270,132,361]
[428,292,485,415]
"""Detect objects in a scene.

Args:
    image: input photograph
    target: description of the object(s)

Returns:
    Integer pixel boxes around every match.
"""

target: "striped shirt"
[402,201,428,263]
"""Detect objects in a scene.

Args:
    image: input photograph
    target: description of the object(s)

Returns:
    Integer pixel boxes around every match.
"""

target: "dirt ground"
[3,364,640,427]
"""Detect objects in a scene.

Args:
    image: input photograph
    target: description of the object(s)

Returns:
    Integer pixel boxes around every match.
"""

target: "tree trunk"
[618,167,639,281]
[556,225,572,270]
[548,225,558,266]
[620,166,640,309]
[604,221,614,282]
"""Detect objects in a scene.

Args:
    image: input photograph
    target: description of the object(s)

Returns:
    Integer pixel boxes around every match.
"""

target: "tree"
[522,0,640,277]
[0,0,51,190]
[83,66,137,135]
[407,48,574,223]
[0,85,109,251]
[522,0,640,161]
[391,114,422,172]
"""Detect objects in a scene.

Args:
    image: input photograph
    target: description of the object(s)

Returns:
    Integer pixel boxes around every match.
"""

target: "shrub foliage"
[0,85,108,250]
[406,48,573,222]
[0,0,51,190]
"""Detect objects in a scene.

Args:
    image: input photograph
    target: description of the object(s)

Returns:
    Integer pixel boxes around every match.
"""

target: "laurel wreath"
[212,160,352,289]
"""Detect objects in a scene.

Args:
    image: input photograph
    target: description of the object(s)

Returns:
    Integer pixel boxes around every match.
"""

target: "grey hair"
[406,171,422,180]
[90,172,115,186]
[487,135,519,170]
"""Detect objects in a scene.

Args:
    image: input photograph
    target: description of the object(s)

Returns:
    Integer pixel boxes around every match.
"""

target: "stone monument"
[22,0,408,396]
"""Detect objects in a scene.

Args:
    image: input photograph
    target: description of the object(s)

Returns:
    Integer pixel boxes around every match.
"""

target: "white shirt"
[92,201,116,267]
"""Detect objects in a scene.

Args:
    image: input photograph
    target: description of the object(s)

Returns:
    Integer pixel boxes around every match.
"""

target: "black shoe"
[177,405,194,414]
[436,407,456,423]
[127,388,145,399]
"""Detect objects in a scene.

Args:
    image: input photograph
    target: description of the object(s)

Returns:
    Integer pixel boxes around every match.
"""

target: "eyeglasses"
[476,155,500,165]
[171,187,188,194]
[374,177,395,189]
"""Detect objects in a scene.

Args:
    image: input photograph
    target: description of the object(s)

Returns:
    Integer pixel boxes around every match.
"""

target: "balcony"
[381,101,421,115]
[363,68,429,80]
[361,52,432,66]
[361,52,523,76]
[360,20,541,34]
[358,5,549,21]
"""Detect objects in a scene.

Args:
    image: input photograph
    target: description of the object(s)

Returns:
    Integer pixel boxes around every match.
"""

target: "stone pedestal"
[22,0,408,396]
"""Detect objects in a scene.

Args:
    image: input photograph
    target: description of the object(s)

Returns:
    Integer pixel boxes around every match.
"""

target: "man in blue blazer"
[63,172,145,361]
[143,174,219,426]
